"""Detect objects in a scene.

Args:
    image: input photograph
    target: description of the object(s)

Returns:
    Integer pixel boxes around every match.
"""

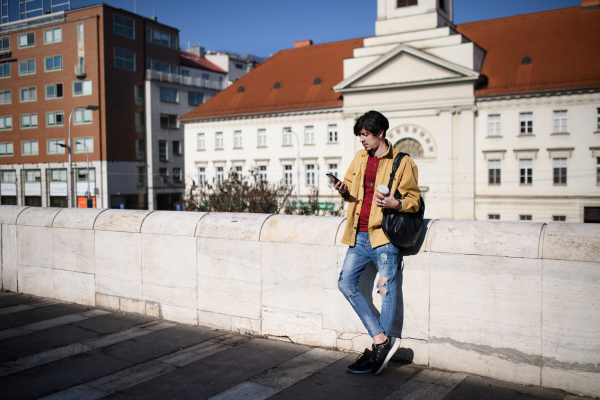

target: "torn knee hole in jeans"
[377,277,388,295]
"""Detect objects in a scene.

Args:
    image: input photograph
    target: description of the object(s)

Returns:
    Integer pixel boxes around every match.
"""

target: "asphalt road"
[0,291,592,400]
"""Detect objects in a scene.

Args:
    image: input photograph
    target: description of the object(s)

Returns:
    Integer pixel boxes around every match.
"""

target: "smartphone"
[326,173,340,184]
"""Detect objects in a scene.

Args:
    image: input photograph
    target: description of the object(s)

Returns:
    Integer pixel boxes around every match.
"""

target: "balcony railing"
[145,69,226,90]
[74,65,86,78]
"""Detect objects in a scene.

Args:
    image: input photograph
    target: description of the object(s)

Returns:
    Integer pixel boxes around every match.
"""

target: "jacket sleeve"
[396,156,421,213]
[338,155,357,202]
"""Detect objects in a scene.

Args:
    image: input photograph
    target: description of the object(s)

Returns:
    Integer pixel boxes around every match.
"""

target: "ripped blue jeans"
[338,231,399,338]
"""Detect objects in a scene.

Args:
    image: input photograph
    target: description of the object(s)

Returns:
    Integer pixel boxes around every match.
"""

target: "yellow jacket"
[339,141,421,247]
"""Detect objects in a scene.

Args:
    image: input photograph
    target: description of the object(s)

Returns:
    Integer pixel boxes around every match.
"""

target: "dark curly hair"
[353,111,389,139]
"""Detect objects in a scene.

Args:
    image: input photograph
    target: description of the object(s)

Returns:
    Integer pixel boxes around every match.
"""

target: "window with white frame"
[215,132,223,149]
[24,169,41,182]
[0,142,13,156]
[44,27,62,44]
[45,83,63,99]
[488,114,501,136]
[0,115,12,130]
[284,165,293,185]
[0,37,8,51]
[258,166,267,182]
[74,109,92,124]
[20,86,36,102]
[159,87,177,102]
[553,111,567,133]
[19,59,35,75]
[77,22,84,42]
[519,112,533,134]
[44,55,62,71]
[135,112,144,133]
[47,139,65,155]
[46,111,64,127]
[74,137,93,153]
[158,140,167,161]
[154,60,170,73]
[1,170,16,182]
[0,64,9,78]
[21,140,38,156]
[0,90,11,105]
[234,166,243,180]
[488,160,501,184]
[234,130,242,148]
[73,80,92,96]
[197,133,205,150]
[553,216,566,222]
[216,166,224,185]
[520,159,533,184]
[49,169,67,182]
[113,15,134,38]
[198,167,206,185]
[20,113,37,128]
[305,125,314,144]
[328,163,338,186]
[328,124,338,142]
[258,129,266,147]
[18,32,34,48]
[283,127,292,145]
[520,215,533,221]
[488,214,500,220]
[306,164,315,186]
[553,158,567,185]
[153,30,170,47]
[114,48,135,71]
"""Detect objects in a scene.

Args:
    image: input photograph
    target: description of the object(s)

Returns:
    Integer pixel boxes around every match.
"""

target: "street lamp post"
[288,130,300,210]
[76,141,91,208]
[67,105,99,208]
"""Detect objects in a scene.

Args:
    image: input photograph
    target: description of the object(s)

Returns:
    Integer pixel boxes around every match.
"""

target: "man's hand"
[374,192,401,210]
[334,180,347,194]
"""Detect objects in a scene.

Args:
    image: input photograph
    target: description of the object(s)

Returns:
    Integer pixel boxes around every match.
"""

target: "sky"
[8,0,582,57]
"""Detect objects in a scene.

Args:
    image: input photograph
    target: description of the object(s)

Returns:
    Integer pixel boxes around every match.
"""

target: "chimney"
[294,40,313,48]
[582,0,600,9]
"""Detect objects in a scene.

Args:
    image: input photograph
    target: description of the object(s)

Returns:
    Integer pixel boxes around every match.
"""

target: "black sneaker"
[346,347,374,373]
[371,337,400,375]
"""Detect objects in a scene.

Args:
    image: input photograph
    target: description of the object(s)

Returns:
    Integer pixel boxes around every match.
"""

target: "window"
[154,60,170,73]
[159,87,177,102]
[283,127,292,145]
[234,166,243,180]
[215,132,223,149]
[153,30,170,47]
[115,48,135,71]
[160,114,178,129]
[173,168,181,183]
[305,126,314,144]
[597,109,600,130]
[553,216,566,222]
[146,27,151,42]
[74,137,93,153]
[188,91,204,106]
[48,169,67,183]
[181,69,189,77]
[136,139,145,160]
[306,164,315,186]
[18,32,34,48]
[553,158,567,185]
[258,166,266,183]
[234,130,242,148]
[202,73,209,81]
[45,55,62,71]
[47,139,65,155]
[146,58,152,70]
[235,64,243,69]
[24,169,41,182]
[0,90,11,105]
[77,168,95,183]
[173,66,179,75]
[198,167,206,185]
[0,37,8,51]
[328,124,338,142]
[519,215,533,221]
[158,140,167,161]
[172,36,178,50]
[284,165,293,185]
[0,64,9,78]
[488,214,500,220]
[172,140,181,155]
[20,87,36,102]
[46,111,64,127]
[519,159,533,184]
[74,109,93,124]
[216,166,224,185]
[159,168,168,177]
[135,85,143,106]
[0,115,12,130]
[520,112,533,134]
[21,113,37,128]
[45,83,63,99]
[114,15,134,38]
[44,27,62,44]
[488,160,501,185]
[328,163,338,186]
[19,59,35,75]
[197,133,205,150]
[553,111,567,133]
[397,0,418,7]
[488,114,501,136]
[77,23,84,42]
[0,142,13,156]
[73,80,92,96]
[135,112,144,133]
[258,129,266,147]
[597,157,600,185]
[1,170,16,182]
[22,140,39,156]
[137,166,145,187]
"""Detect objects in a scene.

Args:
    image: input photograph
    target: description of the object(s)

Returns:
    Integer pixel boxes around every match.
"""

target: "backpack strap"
[387,152,407,192]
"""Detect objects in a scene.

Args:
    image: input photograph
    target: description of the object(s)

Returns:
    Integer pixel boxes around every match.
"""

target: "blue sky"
[15,0,582,57]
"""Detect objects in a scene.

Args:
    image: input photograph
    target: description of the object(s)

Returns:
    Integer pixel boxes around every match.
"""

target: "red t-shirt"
[358,156,381,232]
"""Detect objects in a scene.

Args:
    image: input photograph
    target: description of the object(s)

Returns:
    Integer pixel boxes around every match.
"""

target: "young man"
[334,110,420,375]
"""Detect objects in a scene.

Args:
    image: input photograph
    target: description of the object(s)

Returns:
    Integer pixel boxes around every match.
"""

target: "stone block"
[231,316,261,335]
[94,209,153,233]
[17,226,53,268]
[142,234,197,309]
[119,297,145,314]
[429,340,541,386]
[16,207,63,227]
[542,223,600,263]
[196,212,270,241]
[429,220,543,259]
[54,269,95,306]
[322,288,368,335]
[18,265,54,298]
[401,251,429,340]
[197,238,261,319]
[430,253,542,356]
[145,301,160,318]
[336,332,372,353]
[96,293,119,309]
[197,309,233,331]
[0,206,29,225]
[52,208,106,230]
[542,259,600,366]
[2,224,17,292]
[335,218,347,246]
[262,306,336,347]
[94,231,142,299]
[260,215,345,246]
[53,228,95,274]
[395,338,429,366]
[542,366,600,398]
[262,242,338,314]
[160,303,197,325]
[141,211,207,237]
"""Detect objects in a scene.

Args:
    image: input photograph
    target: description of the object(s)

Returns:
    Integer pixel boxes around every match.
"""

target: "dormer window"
[521,56,532,65]
[273,82,281,89]
[237,86,245,93]
[397,0,417,8]
[313,78,321,85]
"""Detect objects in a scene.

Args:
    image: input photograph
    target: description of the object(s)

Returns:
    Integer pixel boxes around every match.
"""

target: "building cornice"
[179,107,343,124]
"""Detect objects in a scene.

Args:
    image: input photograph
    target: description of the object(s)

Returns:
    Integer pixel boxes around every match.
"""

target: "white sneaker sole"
[373,337,400,375]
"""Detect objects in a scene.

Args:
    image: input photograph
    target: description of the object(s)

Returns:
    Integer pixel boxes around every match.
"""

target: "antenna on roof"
[133,0,136,14]
[152,6,157,21]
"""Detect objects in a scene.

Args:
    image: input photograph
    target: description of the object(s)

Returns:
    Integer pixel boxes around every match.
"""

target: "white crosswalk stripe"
[385,369,467,400]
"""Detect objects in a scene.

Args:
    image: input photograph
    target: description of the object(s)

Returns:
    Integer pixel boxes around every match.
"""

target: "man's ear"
[378,130,385,139]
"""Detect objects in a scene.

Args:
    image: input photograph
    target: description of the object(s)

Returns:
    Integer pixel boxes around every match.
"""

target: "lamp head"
[85,105,100,110]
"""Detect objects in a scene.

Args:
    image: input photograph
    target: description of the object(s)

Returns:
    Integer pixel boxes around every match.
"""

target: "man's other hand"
[334,180,347,194]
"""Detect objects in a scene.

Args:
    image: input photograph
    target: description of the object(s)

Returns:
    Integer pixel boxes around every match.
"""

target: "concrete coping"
[16,207,63,227]
[142,211,207,237]
[542,223,600,262]
[429,219,545,259]
[260,214,345,246]
[196,212,272,241]
[0,206,30,225]
[52,208,107,230]
[93,209,154,233]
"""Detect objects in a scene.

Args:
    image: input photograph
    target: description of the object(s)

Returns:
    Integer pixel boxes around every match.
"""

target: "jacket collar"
[362,139,394,159]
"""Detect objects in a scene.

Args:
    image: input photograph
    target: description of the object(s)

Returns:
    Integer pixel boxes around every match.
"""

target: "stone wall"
[0,205,598,396]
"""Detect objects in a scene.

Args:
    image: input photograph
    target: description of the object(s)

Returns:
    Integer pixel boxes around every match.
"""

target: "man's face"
[359,127,383,152]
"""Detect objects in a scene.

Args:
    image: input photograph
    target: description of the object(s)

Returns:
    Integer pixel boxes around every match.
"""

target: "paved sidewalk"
[0,291,592,400]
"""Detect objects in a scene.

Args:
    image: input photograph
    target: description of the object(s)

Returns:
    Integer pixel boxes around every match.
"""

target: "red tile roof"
[180,38,364,121]
[456,6,600,97]
[179,51,226,74]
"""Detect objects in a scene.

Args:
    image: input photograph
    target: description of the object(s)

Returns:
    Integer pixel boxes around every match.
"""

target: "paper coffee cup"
[377,185,390,196]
